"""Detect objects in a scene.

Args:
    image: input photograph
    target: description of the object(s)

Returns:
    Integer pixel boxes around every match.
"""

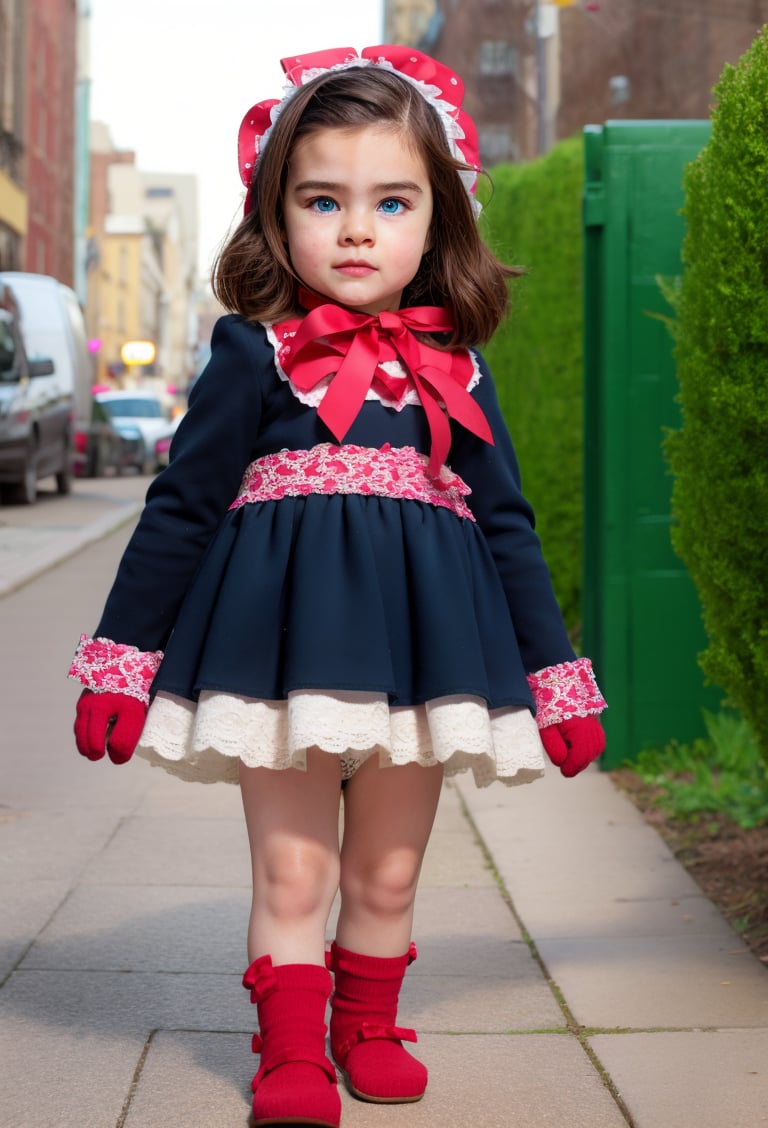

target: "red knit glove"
[540,715,606,778]
[74,690,147,765]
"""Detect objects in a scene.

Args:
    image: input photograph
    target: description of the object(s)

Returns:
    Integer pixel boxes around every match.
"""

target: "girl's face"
[282,125,433,315]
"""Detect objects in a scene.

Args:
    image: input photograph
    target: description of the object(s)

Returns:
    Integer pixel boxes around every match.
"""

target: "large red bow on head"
[238,45,481,214]
[277,293,493,479]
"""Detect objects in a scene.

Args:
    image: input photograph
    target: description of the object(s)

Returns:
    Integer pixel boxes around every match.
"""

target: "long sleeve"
[449,352,577,674]
[92,316,270,652]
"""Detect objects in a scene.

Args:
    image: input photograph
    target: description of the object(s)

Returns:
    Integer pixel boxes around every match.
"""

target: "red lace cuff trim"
[229,443,476,521]
[68,634,164,705]
[527,657,607,728]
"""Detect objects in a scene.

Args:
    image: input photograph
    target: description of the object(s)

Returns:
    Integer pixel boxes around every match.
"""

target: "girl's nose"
[340,212,374,246]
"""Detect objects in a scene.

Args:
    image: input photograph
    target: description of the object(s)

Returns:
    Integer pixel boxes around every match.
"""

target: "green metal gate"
[582,120,721,768]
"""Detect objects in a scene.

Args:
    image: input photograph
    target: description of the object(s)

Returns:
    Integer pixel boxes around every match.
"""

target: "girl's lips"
[334,262,376,277]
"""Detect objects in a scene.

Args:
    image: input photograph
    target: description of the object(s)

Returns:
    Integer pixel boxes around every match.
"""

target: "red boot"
[243,955,341,1128]
[329,941,427,1103]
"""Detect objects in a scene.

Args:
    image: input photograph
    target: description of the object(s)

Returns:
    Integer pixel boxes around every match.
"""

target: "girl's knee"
[257,841,340,922]
[340,850,421,919]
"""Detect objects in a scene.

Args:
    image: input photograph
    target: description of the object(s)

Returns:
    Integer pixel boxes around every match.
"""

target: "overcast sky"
[88,0,384,279]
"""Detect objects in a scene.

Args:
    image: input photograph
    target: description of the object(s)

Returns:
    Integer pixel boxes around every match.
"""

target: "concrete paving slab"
[123,1031,251,1128]
[20,885,250,973]
[0,807,124,882]
[454,769,740,958]
[2,538,155,813]
[455,769,706,907]
[411,886,526,971]
[503,884,741,942]
[79,814,252,887]
[480,816,705,905]
[0,735,154,812]
[353,1033,627,1127]
[418,823,497,887]
[405,782,497,890]
[133,772,246,818]
[406,889,567,1027]
[537,934,768,1029]
[0,1018,145,1128]
[1,968,246,1038]
[0,879,70,979]
[429,782,475,832]
[124,1030,627,1128]
[417,785,497,889]
[590,1029,768,1128]
[0,970,245,1128]
[401,971,563,1032]
[456,765,635,829]
[0,480,141,596]
[454,766,768,1032]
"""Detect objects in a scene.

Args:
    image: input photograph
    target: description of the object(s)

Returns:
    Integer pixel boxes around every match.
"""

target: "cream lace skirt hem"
[137,689,547,788]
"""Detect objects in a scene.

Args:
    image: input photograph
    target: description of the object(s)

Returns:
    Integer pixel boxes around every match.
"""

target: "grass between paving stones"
[611,711,768,965]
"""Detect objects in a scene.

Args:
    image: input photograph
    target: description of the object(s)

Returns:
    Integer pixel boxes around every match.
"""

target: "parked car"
[0,281,66,504]
[0,271,92,503]
[73,391,144,477]
[91,390,178,474]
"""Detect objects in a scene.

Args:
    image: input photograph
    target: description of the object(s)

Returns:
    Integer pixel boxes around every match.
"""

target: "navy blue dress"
[88,315,579,785]
[94,316,575,707]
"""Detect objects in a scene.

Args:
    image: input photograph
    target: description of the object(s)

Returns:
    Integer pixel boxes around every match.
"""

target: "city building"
[384,0,768,165]
[557,0,768,147]
[24,0,78,286]
[385,0,441,45]
[0,0,88,287]
[2,2,198,394]
[85,122,198,390]
[0,0,29,272]
[73,0,92,305]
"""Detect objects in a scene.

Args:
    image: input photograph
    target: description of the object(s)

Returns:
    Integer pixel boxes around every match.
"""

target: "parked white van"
[0,272,92,504]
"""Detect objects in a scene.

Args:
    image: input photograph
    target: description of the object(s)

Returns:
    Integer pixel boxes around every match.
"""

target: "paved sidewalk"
[0,485,766,1127]
[0,474,143,597]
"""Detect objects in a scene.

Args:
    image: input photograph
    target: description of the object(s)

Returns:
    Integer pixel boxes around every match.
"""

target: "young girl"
[69,45,606,1128]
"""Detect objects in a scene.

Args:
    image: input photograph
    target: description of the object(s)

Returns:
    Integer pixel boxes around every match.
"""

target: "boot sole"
[347,1087,426,1105]
[252,1118,340,1127]
[346,1076,425,1105]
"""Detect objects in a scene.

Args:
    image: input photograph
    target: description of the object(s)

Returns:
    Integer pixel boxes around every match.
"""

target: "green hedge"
[665,28,768,761]
[480,136,584,634]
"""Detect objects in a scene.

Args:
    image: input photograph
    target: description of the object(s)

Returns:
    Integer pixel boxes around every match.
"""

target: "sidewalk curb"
[0,500,142,598]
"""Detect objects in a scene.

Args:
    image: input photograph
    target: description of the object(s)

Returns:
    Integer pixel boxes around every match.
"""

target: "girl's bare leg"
[336,757,443,957]
[239,748,342,966]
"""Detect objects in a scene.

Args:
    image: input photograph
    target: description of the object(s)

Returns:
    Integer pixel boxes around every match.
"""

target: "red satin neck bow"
[276,296,494,477]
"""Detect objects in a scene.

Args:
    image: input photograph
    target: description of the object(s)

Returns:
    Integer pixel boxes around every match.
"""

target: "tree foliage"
[480,136,584,634]
[665,27,768,760]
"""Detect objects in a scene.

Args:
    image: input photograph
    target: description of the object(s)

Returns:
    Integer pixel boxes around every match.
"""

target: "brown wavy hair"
[213,65,519,347]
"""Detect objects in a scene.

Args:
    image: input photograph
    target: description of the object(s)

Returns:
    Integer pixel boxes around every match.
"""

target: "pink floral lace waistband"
[229,444,476,522]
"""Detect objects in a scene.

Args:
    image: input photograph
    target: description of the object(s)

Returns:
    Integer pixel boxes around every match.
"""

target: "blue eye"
[311,197,338,213]
[379,198,404,215]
